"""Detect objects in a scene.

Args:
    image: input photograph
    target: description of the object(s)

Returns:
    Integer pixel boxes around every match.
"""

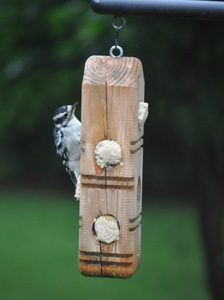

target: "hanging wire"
[109,16,126,58]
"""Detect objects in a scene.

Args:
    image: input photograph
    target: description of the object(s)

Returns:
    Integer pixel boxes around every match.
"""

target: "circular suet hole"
[92,215,120,244]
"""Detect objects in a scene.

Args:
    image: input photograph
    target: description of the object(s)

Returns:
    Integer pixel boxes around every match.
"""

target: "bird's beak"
[72,102,78,113]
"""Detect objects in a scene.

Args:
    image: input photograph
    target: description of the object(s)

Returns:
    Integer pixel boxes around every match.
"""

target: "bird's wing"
[54,127,63,156]
[54,127,77,187]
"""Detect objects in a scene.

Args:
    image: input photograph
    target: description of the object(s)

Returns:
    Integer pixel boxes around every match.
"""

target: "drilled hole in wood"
[92,215,120,244]
[94,140,122,169]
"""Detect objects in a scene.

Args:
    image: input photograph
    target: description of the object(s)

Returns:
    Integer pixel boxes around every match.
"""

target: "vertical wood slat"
[79,56,145,278]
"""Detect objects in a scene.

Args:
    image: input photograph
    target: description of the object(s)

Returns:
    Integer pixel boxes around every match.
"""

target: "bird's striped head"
[53,103,78,126]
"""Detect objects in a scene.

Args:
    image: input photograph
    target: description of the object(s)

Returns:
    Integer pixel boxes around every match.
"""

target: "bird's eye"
[60,112,68,120]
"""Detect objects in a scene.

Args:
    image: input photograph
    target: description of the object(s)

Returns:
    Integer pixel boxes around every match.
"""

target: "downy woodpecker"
[53,103,81,187]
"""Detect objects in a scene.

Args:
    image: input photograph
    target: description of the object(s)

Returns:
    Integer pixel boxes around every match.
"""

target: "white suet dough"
[94,140,122,169]
[138,102,149,130]
[94,215,120,244]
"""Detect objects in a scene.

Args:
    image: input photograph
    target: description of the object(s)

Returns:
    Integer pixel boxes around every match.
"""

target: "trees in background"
[0,1,223,298]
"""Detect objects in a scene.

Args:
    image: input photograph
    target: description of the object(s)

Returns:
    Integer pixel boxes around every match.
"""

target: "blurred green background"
[0,0,223,299]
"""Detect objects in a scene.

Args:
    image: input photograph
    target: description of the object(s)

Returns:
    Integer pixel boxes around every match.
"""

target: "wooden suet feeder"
[79,55,147,278]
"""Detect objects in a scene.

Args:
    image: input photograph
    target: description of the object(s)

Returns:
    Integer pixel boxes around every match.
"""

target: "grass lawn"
[0,192,210,300]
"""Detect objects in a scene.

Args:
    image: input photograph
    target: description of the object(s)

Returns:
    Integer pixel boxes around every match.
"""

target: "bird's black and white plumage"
[53,103,81,187]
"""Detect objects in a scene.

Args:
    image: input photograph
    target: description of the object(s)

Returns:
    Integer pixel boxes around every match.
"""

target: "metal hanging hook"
[109,16,126,58]
[112,15,126,31]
